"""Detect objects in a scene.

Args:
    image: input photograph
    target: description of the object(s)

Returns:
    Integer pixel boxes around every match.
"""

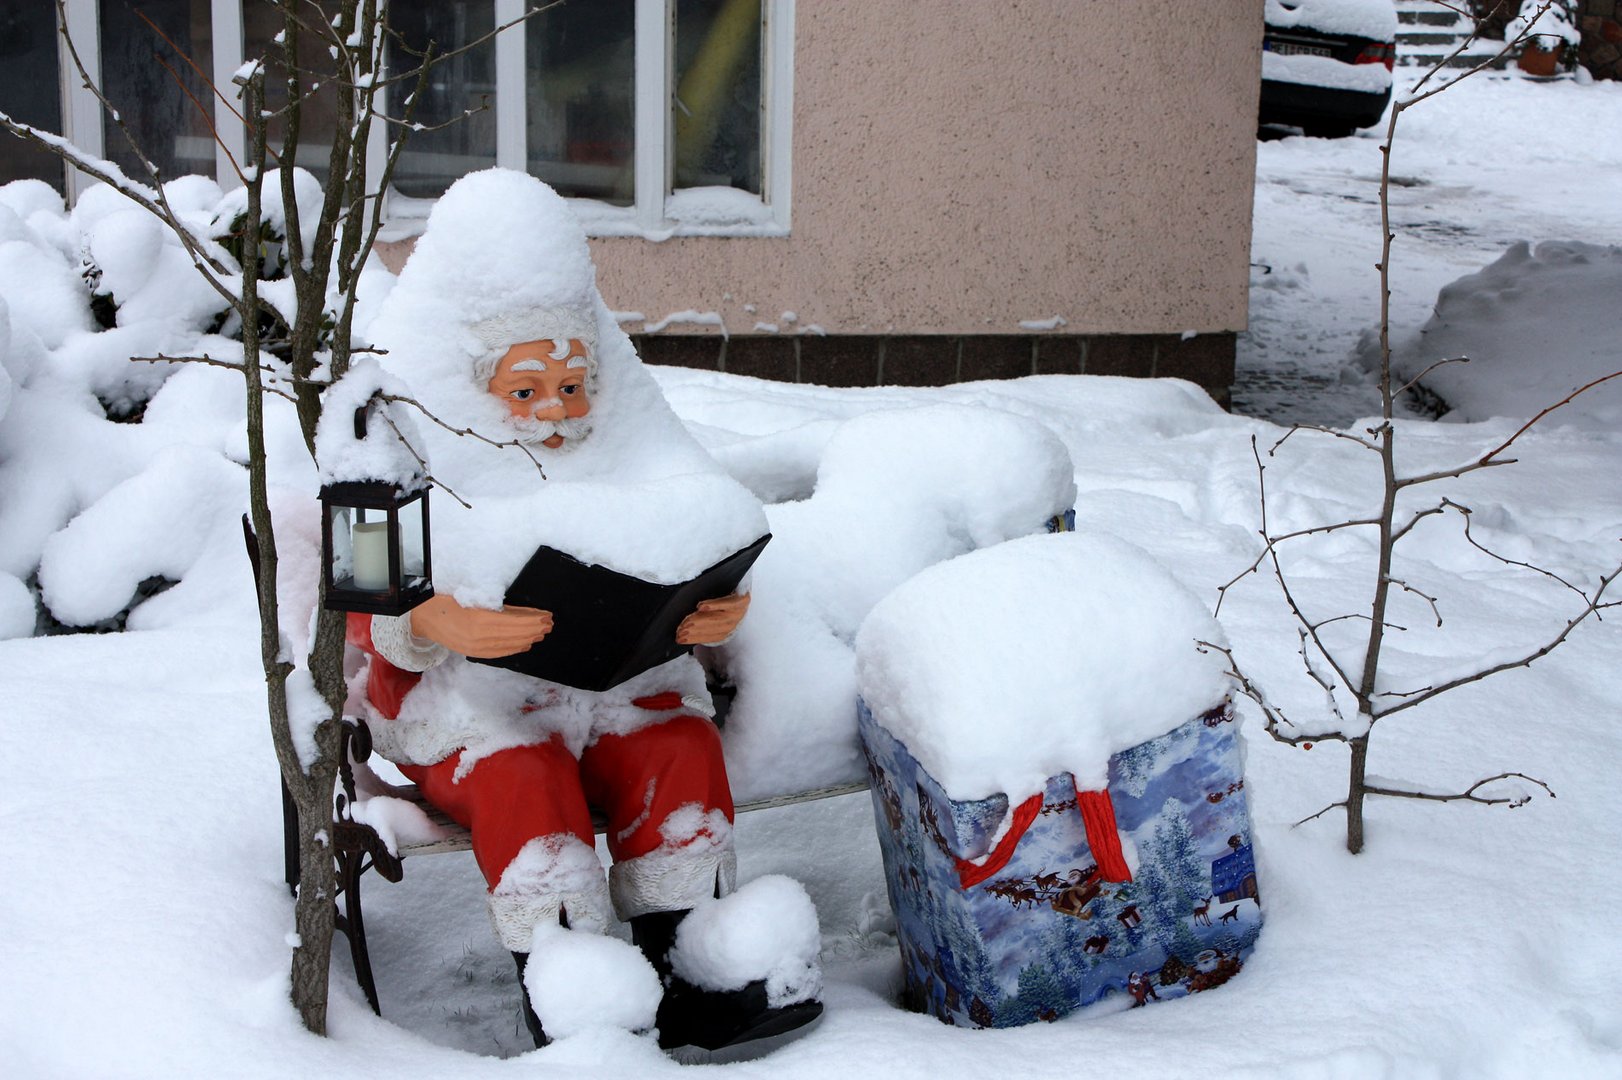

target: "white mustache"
[508,414,593,447]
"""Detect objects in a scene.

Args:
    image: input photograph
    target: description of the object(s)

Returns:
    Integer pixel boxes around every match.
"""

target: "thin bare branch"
[373,101,492,135]
[1389,501,1450,544]
[21,4,243,311]
[378,413,471,510]
[1386,576,1442,627]
[1372,562,1622,718]
[1293,800,1347,828]
[1311,612,1407,633]
[1363,771,1555,807]
[1392,355,1469,400]
[373,2,562,90]
[1270,424,1381,455]
[1393,369,1622,491]
[1196,639,1350,749]
[377,393,550,480]
[1216,514,1382,602]
[1407,1,1547,102]
[1444,498,1594,602]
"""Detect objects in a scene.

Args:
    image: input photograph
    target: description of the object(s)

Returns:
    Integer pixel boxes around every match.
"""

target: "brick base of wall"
[631,332,1236,409]
[1580,0,1622,79]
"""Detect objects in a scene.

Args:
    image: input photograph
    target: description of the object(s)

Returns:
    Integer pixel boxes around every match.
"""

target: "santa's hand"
[676,592,750,646]
[408,595,553,658]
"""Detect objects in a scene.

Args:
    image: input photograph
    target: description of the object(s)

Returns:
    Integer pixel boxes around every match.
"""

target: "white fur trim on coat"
[608,807,737,920]
[369,613,449,673]
[489,834,613,950]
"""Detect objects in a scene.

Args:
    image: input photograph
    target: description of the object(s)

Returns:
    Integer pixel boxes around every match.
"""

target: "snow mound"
[523,924,663,1041]
[715,403,1077,799]
[669,875,823,1007]
[1389,240,1622,429]
[0,571,33,640]
[855,529,1230,802]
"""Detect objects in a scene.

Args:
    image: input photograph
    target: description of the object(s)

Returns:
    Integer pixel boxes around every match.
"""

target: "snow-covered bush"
[0,171,385,637]
[1508,0,1580,50]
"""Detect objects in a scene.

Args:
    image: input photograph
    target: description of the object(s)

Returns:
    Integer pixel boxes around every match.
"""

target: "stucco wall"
[592,0,1265,337]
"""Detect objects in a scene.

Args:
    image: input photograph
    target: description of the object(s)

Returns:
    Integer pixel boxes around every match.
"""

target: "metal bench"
[284,715,864,1015]
[246,515,867,1013]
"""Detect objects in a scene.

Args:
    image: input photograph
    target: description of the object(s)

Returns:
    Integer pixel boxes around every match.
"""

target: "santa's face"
[486,338,593,449]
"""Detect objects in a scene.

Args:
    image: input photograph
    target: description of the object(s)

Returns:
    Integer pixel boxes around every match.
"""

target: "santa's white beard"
[507,414,594,451]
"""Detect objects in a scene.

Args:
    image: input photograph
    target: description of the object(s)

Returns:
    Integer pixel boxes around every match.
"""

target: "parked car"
[1260,0,1398,137]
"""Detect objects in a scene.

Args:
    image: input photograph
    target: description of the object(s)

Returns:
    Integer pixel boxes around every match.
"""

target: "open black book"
[469,533,771,693]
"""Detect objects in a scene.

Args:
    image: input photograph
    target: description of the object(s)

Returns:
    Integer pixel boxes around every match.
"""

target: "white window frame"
[56,0,792,239]
[398,0,793,239]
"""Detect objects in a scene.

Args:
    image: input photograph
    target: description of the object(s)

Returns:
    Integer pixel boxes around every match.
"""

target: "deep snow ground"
[4,63,1622,1080]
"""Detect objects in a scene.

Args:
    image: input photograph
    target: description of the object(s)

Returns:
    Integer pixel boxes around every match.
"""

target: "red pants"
[400,714,735,892]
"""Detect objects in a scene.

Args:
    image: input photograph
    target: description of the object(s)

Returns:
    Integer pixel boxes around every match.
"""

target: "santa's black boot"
[631,910,823,1062]
[510,951,549,1049]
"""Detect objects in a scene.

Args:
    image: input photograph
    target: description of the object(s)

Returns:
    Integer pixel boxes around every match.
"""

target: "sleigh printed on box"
[859,697,1262,1028]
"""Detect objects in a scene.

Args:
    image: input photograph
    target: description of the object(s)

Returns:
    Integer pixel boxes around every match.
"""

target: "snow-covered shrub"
[1509,0,1580,50]
[0,171,382,633]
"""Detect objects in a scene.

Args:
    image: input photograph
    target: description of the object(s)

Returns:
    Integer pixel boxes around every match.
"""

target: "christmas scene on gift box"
[4,2,1622,1078]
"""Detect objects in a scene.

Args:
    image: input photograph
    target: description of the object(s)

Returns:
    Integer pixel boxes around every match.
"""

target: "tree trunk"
[1346,734,1370,854]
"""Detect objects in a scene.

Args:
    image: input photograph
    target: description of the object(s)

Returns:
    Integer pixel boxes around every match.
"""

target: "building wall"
[593,1,1264,344]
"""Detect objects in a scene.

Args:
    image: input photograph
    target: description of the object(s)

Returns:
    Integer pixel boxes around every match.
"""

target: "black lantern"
[319,403,434,616]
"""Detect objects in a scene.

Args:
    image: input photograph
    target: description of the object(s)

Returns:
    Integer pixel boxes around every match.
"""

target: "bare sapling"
[0,0,547,1034]
[1208,1,1620,855]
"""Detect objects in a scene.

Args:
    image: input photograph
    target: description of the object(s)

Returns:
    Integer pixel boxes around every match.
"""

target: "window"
[33,0,790,236]
[388,0,498,199]
[100,0,216,184]
[0,4,67,193]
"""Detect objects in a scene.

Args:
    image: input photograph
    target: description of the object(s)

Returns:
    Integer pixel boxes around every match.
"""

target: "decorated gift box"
[853,531,1262,1028]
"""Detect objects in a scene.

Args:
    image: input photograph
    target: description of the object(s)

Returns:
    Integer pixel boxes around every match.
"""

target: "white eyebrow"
[566,356,588,370]
[510,358,548,373]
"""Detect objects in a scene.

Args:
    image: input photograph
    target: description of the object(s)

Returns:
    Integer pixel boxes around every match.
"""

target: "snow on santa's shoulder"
[669,875,823,1008]
[855,529,1230,803]
[523,924,663,1042]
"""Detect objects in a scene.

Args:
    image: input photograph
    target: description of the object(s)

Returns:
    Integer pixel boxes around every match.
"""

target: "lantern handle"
[353,393,381,440]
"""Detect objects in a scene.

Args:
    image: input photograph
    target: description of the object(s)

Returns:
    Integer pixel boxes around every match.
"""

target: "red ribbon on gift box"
[955,786,1132,889]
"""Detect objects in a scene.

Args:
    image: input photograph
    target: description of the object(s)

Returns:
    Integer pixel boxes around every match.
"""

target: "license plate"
[1268,41,1333,58]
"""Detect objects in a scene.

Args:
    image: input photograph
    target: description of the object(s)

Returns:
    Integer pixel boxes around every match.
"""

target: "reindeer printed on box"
[859,697,1263,1028]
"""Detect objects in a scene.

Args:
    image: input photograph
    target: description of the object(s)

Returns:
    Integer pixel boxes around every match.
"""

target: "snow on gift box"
[853,531,1261,1028]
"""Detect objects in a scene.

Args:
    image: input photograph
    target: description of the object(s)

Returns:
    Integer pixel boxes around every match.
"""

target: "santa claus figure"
[346,169,821,1055]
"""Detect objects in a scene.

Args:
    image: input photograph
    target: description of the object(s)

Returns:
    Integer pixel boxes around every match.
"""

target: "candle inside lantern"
[351,520,391,591]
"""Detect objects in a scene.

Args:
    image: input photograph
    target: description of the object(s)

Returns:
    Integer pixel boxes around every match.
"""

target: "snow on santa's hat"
[401,168,603,382]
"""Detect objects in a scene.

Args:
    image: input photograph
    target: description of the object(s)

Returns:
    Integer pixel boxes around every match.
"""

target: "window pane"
[673,0,760,194]
[386,1,497,198]
[243,2,344,187]
[0,4,66,194]
[526,1,634,205]
[100,0,215,183]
